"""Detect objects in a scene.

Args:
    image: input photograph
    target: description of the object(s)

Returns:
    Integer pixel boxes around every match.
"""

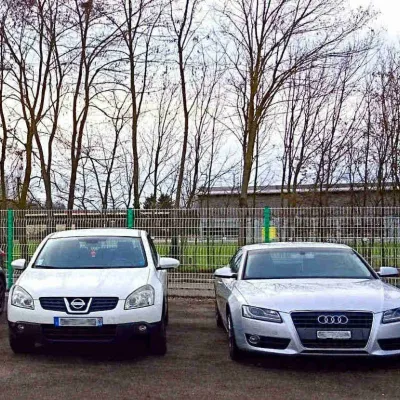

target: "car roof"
[242,242,351,252]
[49,228,144,239]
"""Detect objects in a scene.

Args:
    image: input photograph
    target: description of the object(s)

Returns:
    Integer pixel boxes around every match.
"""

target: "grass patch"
[9,240,238,273]
[8,239,400,273]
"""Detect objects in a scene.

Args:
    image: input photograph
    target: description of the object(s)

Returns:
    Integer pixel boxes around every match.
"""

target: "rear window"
[33,236,147,269]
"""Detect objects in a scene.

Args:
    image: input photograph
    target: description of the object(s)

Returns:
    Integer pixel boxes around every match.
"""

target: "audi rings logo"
[317,315,349,325]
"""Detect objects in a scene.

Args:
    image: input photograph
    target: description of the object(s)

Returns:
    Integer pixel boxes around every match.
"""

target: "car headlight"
[125,285,155,310]
[382,308,400,324]
[242,305,282,323]
[11,286,35,310]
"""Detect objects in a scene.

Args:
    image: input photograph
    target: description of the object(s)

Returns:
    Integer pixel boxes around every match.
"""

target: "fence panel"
[0,210,7,284]
[135,208,264,295]
[270,207,400,268]
[270,207,400,287]
[3,207,400,294]
[11,209,128,285]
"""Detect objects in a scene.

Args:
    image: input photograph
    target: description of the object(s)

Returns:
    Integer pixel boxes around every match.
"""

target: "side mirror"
[158,257,180,270]
[11,259,26,271]
[378,267,400,278]
[214,267,237,279]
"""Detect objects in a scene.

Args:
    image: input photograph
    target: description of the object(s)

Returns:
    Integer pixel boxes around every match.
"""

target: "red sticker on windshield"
[91,249,96,257]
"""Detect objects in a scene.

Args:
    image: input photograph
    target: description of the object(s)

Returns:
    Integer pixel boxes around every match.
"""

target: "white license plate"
[317,331,351,340]
[54,317,103,327]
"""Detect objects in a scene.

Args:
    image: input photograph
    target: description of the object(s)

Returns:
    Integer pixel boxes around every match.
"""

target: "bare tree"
[143,76,180,200]
[107,0,164,209]
[167,0,203,207]
[219,0,375,211]
[184,44,227,207]
[67,0,119,209]
[0,6,12,206]
[88,91,130,209]
[1,0,63,208]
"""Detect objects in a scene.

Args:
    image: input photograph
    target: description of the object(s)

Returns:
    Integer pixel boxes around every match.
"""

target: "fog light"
[248,335,260,345]
[138,324,147,332]
[17,324,25,332]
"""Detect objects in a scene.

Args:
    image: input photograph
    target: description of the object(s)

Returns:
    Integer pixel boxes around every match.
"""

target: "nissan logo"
[70,298,86,310]
[317,315,349,325]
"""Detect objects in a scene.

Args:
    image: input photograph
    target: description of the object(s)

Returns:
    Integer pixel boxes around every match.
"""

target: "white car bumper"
[8,299,162,325]
[231,309,400,356]
[8,298,163,344]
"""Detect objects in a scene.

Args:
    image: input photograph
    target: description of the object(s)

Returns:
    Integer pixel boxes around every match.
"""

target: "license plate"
[317,331,351,340]
[54,317,103,327]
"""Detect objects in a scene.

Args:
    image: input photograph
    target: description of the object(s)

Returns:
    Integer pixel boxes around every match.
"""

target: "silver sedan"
[214,243,400,360]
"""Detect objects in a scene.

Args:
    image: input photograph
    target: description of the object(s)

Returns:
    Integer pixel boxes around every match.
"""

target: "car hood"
[16,267,150,299]
[235,279,400,313]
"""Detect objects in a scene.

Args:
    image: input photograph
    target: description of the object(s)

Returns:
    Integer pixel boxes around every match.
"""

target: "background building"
[195,184,400,209]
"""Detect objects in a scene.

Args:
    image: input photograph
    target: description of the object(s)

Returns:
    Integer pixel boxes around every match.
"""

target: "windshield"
[243,249,374,280]
[33,236,147,269]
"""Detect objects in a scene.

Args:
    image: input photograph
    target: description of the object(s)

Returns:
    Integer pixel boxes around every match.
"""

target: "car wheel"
[227,312,244,362]
[0,278,5,315]
[165,297,169,326]
[149,318,167,356]
[215,301,223,328]
[9,334,35,354]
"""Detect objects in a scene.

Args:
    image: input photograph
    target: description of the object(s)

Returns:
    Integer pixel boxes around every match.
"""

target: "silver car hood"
[235,279,400,313]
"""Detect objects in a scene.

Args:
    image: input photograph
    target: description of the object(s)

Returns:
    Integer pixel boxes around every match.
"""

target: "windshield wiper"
[34,265,58,269]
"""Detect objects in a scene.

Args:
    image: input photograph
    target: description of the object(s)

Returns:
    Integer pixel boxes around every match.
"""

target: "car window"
[230,250,243,273]
[33,236,147,269]
[243,249,374,280]
[147,235,159,266]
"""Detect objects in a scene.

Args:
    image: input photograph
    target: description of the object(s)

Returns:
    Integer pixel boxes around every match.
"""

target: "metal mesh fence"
[270,207,400,269]
[2,208,264,294]
[2,207,400,294]
[0,210,7,281]
[7,210,128,286]
[135,208,263,295]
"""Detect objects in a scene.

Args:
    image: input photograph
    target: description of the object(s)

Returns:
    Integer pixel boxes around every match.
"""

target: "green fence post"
[264,207,271,243]
[6,209,14,289]
[127,208,135,229]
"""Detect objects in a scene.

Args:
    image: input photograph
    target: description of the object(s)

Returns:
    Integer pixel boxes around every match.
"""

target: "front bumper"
[8,321,162,345]
[7,298,164,345]
[8,299,163,325]
[231,310,400,356]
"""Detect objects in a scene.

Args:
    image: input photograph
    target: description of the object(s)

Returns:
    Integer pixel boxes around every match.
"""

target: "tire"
[149,319,167,356]
[0,278,5,315]
[215,301,223,328]
[165,297,169,326]
[9,334,35,354]
[227,312,245,362]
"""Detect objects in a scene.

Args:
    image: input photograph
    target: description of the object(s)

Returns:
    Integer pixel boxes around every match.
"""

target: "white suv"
[8,229,179,355]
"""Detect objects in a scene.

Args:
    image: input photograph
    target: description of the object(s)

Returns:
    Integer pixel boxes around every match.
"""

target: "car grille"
[378,338,400,351]
[40,297,119,313]
[42,325,117,342]
[39,298,65,312]
[90,298,119,312]
[291,312,373,329]
[291,312,373,349]
[300,339,369,349]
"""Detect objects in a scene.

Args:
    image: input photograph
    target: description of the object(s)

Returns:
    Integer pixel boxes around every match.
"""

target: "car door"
[216,249,243,326]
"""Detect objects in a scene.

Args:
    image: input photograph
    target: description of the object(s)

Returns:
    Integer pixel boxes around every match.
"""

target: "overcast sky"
[350,0,400,36]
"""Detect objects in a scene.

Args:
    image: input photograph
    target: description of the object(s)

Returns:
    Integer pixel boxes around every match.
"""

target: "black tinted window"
[147,235,158,265]
[230,250,243,273]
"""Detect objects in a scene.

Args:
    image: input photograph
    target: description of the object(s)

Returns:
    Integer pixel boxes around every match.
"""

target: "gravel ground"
[1,298,400,400]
